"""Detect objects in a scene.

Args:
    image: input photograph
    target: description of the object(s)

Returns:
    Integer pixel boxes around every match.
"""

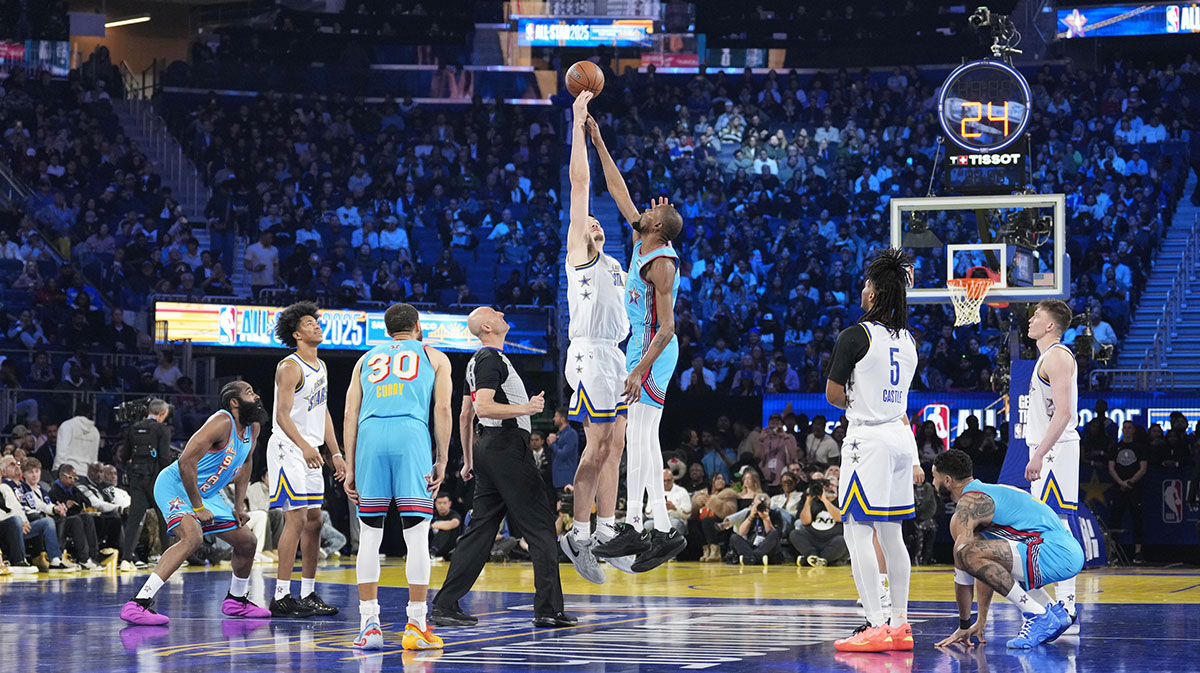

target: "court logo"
[1163,479,1184,523]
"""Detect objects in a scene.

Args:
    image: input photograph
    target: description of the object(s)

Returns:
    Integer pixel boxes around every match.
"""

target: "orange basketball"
[565,60,605,97]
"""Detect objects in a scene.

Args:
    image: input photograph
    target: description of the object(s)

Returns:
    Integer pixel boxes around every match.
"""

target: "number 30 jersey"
[843,322,917,426]
[358,339,434,425]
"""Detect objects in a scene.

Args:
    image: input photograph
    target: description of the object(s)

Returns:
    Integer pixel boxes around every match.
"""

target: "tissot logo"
[950,153,1022,166]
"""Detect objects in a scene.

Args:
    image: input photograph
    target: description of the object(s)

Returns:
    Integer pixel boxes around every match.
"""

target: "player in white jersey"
[267,302,346,617]
[825,249,923,653]
[1023,299,1083,634]
[558,91,633,583]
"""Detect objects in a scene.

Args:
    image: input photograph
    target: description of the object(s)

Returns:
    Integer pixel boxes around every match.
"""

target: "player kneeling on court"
[932,449,1083,649]
[120,381,271,625]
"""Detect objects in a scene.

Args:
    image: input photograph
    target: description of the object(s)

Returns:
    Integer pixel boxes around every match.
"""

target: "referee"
[431,307,575,628]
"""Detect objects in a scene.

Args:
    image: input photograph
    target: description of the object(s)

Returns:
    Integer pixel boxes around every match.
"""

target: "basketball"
[565,60,604,97]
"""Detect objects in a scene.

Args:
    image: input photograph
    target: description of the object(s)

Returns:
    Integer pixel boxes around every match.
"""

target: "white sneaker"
[119,560,136,572]
[80,559,99,570]
[604,554,637,574]
[9,564,39,575]
[559,531,605,584]
[318,548,328,560]
[49,558,77,571]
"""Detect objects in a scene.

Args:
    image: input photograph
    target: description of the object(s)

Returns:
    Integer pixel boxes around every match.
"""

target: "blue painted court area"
[3,566,1199,673]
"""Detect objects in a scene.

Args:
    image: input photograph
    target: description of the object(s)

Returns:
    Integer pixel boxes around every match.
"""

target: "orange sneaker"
[835,623,893,652]
[886,622,914,651]
[401,622,444,650]
[835,651,914,673]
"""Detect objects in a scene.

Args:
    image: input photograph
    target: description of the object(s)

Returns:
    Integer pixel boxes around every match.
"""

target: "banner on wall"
[1057,4,1200,39]
[153,302,548,354]
[0,40,69,76]
[516,16,654,47]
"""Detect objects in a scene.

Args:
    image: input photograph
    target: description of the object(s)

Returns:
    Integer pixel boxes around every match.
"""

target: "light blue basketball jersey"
[624,241,680,373]
[963,479,1068,539]
[191,409,253,496]
[358,339,434,424]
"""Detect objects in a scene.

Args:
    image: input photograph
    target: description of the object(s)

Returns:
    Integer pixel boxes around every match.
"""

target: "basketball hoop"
[947,278,996,326]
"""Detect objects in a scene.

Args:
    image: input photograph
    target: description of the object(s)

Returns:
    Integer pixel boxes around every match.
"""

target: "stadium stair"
[1117,169,1200,388]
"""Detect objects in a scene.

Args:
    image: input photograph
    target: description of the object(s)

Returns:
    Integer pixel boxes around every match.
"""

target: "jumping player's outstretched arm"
[342,354,366,505]
[1025,348,1076,481]
[426,345,453,495]
[623,257,676,403]
[586,115,642,236]
[458,394,475,482]
[567,91,595,267]
[273,359,324,470]
[177,412,233,523]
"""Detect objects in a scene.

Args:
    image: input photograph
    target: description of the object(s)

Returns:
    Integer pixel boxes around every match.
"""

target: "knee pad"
[356,522,384,585]
[402,518,431,586]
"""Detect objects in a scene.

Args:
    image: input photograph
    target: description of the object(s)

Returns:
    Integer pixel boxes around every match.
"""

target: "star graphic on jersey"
[167,497,185,514]
[575,354,584,363]
[578,276,591,287]
[850,440,861,451]
[851,453,860,464]
[576,366,583,374]
[581,290,592,300]
[1046,454,1055,463]
[628,288,642,305]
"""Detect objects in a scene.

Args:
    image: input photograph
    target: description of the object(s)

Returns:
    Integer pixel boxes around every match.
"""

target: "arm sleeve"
[826,324,871,385]
[473,350,505,392]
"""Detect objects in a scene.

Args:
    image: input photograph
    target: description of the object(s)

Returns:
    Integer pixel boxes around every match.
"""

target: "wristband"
[192,505,206,513]
[330,453,343,459]
[960,619,972,630]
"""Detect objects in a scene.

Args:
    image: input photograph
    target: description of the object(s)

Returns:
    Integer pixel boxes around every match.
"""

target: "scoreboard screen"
[937,60,1031,154]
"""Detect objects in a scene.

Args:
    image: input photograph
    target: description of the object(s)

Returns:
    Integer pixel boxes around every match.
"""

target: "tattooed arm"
[950,491,1015,610]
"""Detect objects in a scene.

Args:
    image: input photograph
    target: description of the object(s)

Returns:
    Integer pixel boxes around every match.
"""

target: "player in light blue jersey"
[932,450,1082,650]
[120,381,271,625]
[343,303,452,651]
[586,109,687,573]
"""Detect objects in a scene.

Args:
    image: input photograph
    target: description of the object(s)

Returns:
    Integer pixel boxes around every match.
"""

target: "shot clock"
[937,59,1031,153]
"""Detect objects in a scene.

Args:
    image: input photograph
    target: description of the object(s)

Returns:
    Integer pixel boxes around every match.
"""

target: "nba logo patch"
[1163,480,1183,523]
[1166,5,1180,33]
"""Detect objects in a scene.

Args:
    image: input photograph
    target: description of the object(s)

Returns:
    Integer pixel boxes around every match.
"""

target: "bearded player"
[1022,299,1084,634]
[586,110,687,573]
[557,91,633,583]
[826,249,922,653]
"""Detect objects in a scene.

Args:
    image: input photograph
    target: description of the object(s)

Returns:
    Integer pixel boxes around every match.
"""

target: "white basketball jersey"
[846,322,917,425]
[1026,342,1079,447]
[566,250,630,342]
[272,353,328,447]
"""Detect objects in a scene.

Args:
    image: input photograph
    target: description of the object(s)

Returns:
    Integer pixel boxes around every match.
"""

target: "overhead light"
[105,16,151,28]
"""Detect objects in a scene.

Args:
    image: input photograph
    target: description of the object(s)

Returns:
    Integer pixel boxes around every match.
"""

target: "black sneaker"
[630,529,688,573]
[532,612,578,627]
[270,593,317,618]
[431,604,478,626]
[591,523,652,558]
[300,592,339,616]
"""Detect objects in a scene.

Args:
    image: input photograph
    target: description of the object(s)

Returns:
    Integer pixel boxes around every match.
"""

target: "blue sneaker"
[352,620,384,650]
[1006,609,1062,649]
[1046,602,1073,642]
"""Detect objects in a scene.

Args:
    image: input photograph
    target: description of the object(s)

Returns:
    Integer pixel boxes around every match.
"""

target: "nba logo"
[1166,6,1180,33]
[1163,479,1183,523]
[920,404,951,452]
[218,306,237,346]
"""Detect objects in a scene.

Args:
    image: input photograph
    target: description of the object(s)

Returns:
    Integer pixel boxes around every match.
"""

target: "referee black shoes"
[630,529,688,573]
[300,592,339,616]
[590,523,652,558]
[431,604,478,627]
[533,612,578,628]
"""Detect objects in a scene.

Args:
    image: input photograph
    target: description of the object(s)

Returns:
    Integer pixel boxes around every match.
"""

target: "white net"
[947,278,996,326]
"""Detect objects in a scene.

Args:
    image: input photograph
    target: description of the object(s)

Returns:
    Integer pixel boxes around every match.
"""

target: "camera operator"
[788,474,849,566]
[729,492,782,565]
[119,399,173,567]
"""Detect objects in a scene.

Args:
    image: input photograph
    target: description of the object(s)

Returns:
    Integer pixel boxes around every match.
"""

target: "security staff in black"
[119,399,173,564]
[431,307,575,628]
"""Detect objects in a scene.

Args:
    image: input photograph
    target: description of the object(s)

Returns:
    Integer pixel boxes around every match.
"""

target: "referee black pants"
[434,427,564,617]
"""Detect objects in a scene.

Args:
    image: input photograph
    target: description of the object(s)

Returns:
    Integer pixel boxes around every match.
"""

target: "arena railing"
[0,388,221,435]
[125,97,210,234]
[1088,369,1176,391]
[1142,213,1200,370]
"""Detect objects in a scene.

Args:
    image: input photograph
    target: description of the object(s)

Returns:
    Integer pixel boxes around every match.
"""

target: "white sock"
[877,521,910,624]
[360,599,380,629]
[1006,584,1047,614]
[624,405,647,532]
[1028,587,1054,607]
[572,520,590,539]
[1055,577,1077,614]
[229,574,249,598]
[879,573,890,591]
[596,516,617,542]
[844,518,886,627]
[407,601,428,631]
[135,573,165,600]
[275,579,292,600]
[300,577,315,597]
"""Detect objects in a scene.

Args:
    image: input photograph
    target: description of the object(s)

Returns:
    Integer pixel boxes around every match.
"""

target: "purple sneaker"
[121,598,170,626]
[221,593,272,618]
[120,625,170,651]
